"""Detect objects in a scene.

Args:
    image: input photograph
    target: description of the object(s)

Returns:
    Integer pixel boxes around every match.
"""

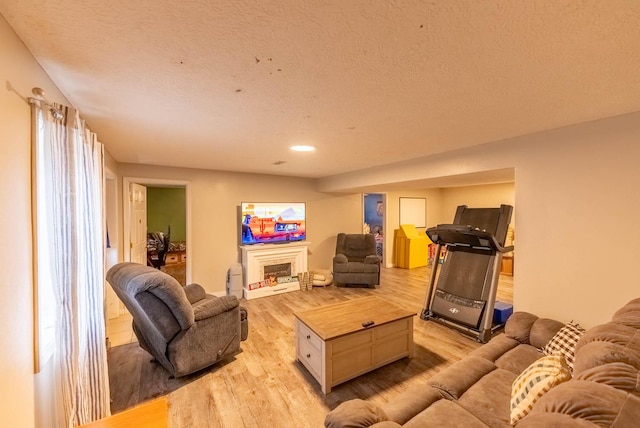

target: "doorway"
[122,176,191,277]
[123,177,191,284]
[146,186,187,285]
[363,193,385,264]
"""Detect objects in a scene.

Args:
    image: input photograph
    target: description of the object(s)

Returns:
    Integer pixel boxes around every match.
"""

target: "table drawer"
[297,321,322,352]
[298,338,321,379]
[374,318,410,340]
[332,329,372,355]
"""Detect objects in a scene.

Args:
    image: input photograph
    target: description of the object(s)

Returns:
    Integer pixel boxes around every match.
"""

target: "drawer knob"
[306,334,311,339]
[306,353,311,358]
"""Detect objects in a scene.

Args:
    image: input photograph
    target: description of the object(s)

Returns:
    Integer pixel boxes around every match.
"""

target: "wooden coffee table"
[294,296,415,394]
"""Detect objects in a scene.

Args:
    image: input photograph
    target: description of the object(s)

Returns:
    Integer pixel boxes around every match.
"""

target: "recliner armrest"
[334,253,348,264]
[364,255,381,264]
[193,295,239,321]
[184,283,207,304]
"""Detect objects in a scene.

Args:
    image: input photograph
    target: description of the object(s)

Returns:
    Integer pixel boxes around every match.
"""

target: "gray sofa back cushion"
[135,291,181,342]
[336,233,377,262]
[107,262,194,329]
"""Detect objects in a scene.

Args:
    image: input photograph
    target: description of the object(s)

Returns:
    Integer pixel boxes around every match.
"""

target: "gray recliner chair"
[106,262,248,378]
[332,233,381,288]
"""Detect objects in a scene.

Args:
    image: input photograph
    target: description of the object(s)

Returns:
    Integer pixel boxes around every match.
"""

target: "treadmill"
[421,204,513,343]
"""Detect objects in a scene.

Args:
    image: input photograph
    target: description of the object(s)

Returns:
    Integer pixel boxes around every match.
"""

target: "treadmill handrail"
[427,224,514,253]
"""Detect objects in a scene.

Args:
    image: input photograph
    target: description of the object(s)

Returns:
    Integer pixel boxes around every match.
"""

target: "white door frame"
[105,166,121,320]
[123,176,192,284]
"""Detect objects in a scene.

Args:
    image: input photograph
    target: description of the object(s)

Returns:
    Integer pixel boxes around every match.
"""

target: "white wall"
[319,113,640,328]
[513,117,640,327]
[383,189,442,266]
[0,14,69,428]
[440,182,515,227]
[116,163,363,294]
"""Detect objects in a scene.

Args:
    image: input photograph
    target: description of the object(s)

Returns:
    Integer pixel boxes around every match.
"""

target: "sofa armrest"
[505,312,539,345]
[334,253,348,264]
[325,399,389,428]
[530,318,565,348]
[184,283,207,304]
[505,312,564,348]
[364,255,381,264]
[192,295,239,321]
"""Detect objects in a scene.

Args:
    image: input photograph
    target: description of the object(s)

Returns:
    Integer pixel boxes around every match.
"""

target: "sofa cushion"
[574,323,640,370]
[135,291,181,342]
[428,356,496,400]
[510,354,572,424]
[381,384,443,425]
[612,297,640,329]
[543,323,585,372]
[458,368,516,427]
[325,399,389,428]
[574,362,640,396]
[524,380,640,427]
[333,261,380,274]
[403,400,487,428]
[515,412,600,427]
[369,423,402,428]
[495,343,543,375]
[471,334,520,363]
[574,340,640,375]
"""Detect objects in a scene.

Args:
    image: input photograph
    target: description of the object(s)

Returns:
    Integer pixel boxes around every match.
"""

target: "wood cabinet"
[164,250,185,265]
[501,255,514,276]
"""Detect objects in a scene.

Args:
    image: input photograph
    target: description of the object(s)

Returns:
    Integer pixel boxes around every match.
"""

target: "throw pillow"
[510,354,571,425]
[542,323,585,372]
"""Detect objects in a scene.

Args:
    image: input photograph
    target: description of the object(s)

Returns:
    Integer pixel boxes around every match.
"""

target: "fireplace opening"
[264,262,292,285]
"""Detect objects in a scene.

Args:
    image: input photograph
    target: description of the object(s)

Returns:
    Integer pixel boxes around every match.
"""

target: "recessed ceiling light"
[290,145,316,152]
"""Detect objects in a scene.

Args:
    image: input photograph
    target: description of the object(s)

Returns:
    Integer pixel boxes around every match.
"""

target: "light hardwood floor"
[107,265,513,427]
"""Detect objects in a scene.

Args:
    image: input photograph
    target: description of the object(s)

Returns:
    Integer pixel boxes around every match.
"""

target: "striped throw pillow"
[542,323,585,372]
[510,354,571,425]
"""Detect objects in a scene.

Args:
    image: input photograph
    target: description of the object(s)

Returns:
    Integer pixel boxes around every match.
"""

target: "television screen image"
[241,202,306,245]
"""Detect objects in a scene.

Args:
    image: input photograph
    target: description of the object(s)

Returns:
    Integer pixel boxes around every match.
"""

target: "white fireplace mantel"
[240,241,310,299]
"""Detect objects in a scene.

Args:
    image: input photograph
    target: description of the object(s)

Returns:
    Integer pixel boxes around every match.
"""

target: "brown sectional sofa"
[325,298,640,427]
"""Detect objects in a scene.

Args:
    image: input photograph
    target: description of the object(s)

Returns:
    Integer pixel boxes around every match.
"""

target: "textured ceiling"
[2,1,640,179]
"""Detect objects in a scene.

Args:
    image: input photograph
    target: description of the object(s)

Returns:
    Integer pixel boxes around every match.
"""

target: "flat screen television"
[240,202,306,245]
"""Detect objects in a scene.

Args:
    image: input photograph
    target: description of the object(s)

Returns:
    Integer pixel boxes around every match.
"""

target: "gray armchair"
[106,262,248,378]
[332,233,381,288]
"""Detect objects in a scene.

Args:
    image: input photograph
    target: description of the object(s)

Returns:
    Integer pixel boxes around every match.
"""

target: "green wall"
[147,187,186,242]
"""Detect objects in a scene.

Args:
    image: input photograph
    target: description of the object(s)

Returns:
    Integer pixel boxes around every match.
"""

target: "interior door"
[129,183,148,265]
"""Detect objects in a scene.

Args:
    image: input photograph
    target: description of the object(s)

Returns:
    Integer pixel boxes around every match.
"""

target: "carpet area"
[107,341,234,413]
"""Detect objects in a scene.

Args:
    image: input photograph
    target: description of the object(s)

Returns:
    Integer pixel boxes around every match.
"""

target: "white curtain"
[33,101,111,426]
